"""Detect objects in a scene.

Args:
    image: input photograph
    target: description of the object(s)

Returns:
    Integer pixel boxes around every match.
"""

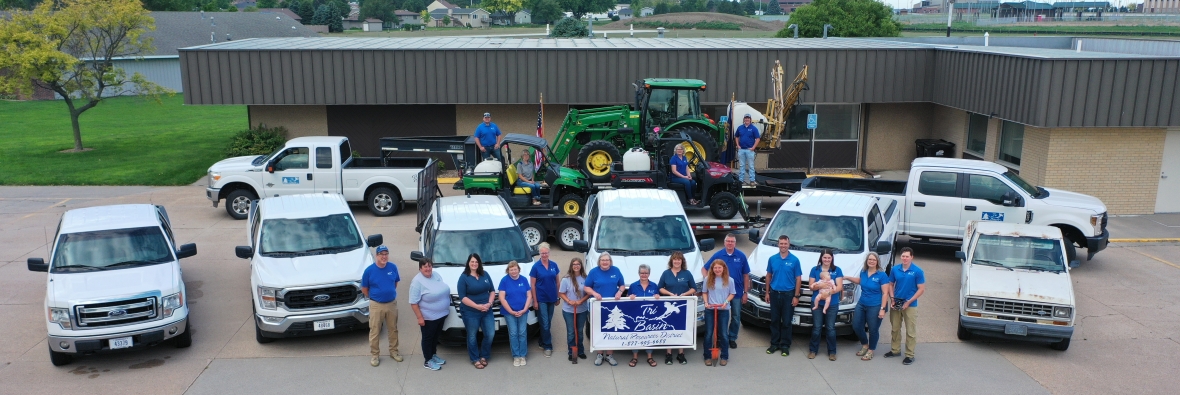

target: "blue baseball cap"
[375,245,389,254]
[743,114,752,119]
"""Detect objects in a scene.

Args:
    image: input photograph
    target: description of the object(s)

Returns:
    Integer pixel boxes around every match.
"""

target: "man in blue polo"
[705,233,750,349]
[885,247,925,365]
[361,245,401,367]
[734,114,761,186]
[474,112,503,162]
[764,234,801,356]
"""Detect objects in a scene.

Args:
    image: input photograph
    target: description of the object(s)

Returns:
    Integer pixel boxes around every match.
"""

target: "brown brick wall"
[456,104,569,147]
[1018,126,1051,186]
[930,104,968,156]
[863,103,933,171]
[1043,128,1165,215]
[248,105,328,138]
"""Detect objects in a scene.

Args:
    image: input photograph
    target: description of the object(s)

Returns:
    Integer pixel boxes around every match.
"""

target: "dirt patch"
[58,148,94,153]
[601,12,785,32]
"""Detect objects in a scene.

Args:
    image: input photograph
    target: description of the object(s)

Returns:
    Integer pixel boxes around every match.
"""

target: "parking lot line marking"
[1126,248,1180,270]
[20,198,71,219]
[1110,238,1180,243]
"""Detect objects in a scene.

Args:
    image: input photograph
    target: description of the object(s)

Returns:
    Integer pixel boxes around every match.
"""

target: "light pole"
[947,0,955,37]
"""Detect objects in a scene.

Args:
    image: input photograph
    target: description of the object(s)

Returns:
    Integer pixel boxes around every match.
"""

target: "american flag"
[535,93,544,169]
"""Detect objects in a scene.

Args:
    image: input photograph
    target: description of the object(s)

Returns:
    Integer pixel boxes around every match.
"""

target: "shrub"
[226,126,288,158]
[631,21,741,30]
[611,15,620,21]
[550,17,589,37]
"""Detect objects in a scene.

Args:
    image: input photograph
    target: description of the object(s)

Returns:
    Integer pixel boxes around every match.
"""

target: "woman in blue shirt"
[844,252,890,361]
[499,261,533,367]
[658,251,696,365]
[668,144,698,205]
[457,253,496,369]
[584,253,625,367]
[409,259,452,371]
[808,249,843,361]
[627,264,661,367]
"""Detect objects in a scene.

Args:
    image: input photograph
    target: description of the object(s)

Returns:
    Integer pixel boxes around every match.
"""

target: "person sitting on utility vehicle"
[668,145,698,205]
[812,271,835,314]
[514,149,543,206]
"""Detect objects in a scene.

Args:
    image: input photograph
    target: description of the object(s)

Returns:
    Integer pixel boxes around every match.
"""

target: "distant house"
[515,9,531,25]
[430,8,489,27]
[427,0,459,12]
[489,11,513,26]
[342,8,363,30]
[640,7,654,16]
[363,18,383,31]
[997,1,1055,20]
[618,8,632,19]
[395,10,422,27]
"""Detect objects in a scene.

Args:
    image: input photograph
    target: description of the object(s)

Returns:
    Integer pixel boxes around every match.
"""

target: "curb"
[1109,238,1180,243]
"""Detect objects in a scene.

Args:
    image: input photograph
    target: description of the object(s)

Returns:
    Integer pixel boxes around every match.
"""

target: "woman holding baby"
[807,249,843,361]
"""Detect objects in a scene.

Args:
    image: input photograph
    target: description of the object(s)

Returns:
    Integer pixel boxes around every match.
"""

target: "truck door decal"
[981,212,1005,221]
[281,177,300,184]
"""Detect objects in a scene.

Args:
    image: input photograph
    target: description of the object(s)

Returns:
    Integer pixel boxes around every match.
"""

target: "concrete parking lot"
[1,184,1178,394]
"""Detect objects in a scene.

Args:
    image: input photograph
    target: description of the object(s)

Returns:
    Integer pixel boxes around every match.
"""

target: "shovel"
[571,307,579,364]
[710,306,720,366]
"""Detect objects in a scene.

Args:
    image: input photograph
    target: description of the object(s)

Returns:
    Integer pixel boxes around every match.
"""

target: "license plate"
[313,319,335,331]
[1004,324,1028,336]
[109,336,133,349]
[791,315,800,325]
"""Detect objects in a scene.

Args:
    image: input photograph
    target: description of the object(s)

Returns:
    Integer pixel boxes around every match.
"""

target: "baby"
[812,271,835,314]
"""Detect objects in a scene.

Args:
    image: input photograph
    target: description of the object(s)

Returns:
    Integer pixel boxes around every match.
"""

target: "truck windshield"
[252,146,286,166]
[597,215,695,252]
[1003,171,1041,197]
[259,214,363,257]
[973,235,1065,272]
[431,228,532,266]
[762,211,865,253]
[51,227,174,273]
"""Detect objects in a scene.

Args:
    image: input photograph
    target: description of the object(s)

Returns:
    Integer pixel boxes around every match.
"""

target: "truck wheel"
[225,189,256,220]
[577,140,621,183]
[367,187,400,217]
[556,221,583,251]
[957,321,972,341]
[1063,236,1078,263]
[174,319,193,348]
[663,125,719,165]
[48,344,73,366]
[255,323,275,344]
[709,191,739,220]
[1050,337,1070,351]
[558,194,586,216]
[519,221,546,248]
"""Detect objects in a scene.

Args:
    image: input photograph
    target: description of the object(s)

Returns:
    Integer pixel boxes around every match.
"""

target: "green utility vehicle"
[551,78,725,183]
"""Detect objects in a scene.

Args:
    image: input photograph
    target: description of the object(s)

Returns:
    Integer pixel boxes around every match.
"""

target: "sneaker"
[423,360,441,371]
[766,346,778,354]
[568,354,575,362]
[513,357,521,367]
[430,355,446,365]
[594,354,604,366]
[884,351,899,358]
[370,356,380,367]
[807,352,816,359]
[729,340,738,349]
[781,349,790,357]
[520,357,527,366]
[719,359,728,366]
[578,353,587,360]
[903,357,914,365]
[829,354,837,361]
[390,353,403,363]
[665,354,673,365]
[676,353,687,365]
[605,355,618,366]
[544,349,552,358]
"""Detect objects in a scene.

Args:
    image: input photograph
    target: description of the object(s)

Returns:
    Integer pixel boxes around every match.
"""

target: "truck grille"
[983,299,1054,318]
[75,297,158,328]
[1101,212,1108,233]
[283,286,359,310]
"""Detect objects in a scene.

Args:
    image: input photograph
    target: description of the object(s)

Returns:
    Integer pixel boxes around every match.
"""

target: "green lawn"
[0,95,246,186]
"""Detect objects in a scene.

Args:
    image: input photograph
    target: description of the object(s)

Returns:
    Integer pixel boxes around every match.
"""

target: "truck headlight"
[840,283,857,305]
[258,286,280,310]
[208,171,221,184]
[48,308,71,329]
[161,292,184,318]
[1052,306,1072,319]
[1090,213,1103,235]
[966,298,984,310]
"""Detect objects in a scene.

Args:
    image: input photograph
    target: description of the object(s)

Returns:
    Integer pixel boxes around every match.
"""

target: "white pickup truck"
[28,204,198,366]
[206,136,432,219]
[234,194,384,343]
[802,158,1109,262]
[956,222,1076,351]
[744,189,899,333]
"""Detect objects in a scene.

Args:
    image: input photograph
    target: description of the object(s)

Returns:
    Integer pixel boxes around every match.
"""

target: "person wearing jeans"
[668,145,698,205]
[457,253,496,369]
[515,149,544,206]
[807,249,844,361]
[734,114,760,186]
[474,112,503,162]
[409,259,451,371]
[529,243,560,357]
[702,259,736,366]
[764,235,801,357]
[499,261,533,367]
[886,247,926,365]
[706,233,751,350]
[846,253,890,361]
[559,257,589,362]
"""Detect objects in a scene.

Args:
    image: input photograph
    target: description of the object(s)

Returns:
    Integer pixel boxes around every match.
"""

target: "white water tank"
[727,102,768,135]
[474,159,502,174]
[622,148,651,171]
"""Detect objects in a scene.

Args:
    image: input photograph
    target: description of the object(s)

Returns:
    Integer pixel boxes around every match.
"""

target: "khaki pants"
[889,306,918,358]
[369,300,399,357]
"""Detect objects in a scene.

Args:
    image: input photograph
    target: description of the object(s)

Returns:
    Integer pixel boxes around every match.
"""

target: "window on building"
[784,104,860,141]
[966,113,988,156]
[998,121,1024,167]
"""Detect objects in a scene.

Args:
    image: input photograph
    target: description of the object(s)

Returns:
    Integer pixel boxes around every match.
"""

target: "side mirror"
[748,229,760,243]
[699,238,716,252]
[875,240,893,255]
[410,251,425,262]
[1069,260,1080,268]
[235,246,253,259]
[266,162,276,173]
[573,240,589,253]
[27,259,48,272]
[531,246,541,256]
[1001,191,1019,207]
[176,243,198,259]
[367,234,384,247]
[955,251,966,260]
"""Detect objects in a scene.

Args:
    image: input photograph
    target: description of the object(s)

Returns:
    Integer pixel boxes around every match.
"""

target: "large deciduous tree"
[403,0,426,12]
[528,0,563,24]
[774,0,899,38]
[482,0,524,23]
[360,0,398,24]
[558,0,613,19]
[0,0,169,152]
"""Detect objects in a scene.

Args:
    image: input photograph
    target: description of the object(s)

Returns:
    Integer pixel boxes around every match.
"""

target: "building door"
[1156,129,1180,213]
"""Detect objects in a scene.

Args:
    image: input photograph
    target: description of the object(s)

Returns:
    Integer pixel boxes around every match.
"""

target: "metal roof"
[183,37,934,51]
[146,11,319,57]
[60,205,161,234]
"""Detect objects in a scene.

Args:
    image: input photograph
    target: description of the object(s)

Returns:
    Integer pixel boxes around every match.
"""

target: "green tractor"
[551,78,725,183]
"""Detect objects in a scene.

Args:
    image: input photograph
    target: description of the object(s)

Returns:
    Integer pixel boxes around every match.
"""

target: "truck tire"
[367,187,400,217]
[556,221,583,251]
[49,344,73,366]
[558,194,586,216]
[957,321,972,341]
[577,140,621,183]
[1050,337,1070,351]
[225,189,256,220]
[663,125,719,165]
[255,323,275,344]
[1063,236,1078,263]
[174,319,193,348]
[709,191,739,220]
[519,221,546,248]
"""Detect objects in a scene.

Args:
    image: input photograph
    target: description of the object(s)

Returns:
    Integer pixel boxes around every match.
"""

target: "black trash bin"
[915,139,956,158]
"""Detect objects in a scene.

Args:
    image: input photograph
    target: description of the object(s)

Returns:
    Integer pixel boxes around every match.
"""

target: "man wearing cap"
[474,112,504,162]
[362,245,402,366]
[734,114,761,187]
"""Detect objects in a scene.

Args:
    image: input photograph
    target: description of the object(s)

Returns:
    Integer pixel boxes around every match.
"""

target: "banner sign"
[589,297,697,351]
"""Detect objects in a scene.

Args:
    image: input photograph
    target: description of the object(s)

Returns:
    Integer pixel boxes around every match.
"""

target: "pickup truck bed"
[800,176,907,195]
[347,157,432,169]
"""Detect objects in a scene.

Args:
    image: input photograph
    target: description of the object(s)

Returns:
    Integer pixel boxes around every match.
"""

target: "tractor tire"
[663,125,719,165]
[558,194,586,216]
[224,189,257,220]
[577,140,621,183]
[367,187,400,217]
[555,221,583,251]
[519,221,546,248]
[709,191,739,220]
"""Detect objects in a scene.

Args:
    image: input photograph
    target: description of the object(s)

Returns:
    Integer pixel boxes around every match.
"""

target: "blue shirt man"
[361,246,400,303]
[735,121,761,149]
[474,112,503,161]
[890,261,926,307]
[763,235,801,354]
[766,251,802,292]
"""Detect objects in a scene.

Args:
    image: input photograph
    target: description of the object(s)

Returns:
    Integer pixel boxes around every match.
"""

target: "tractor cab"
[635,78,707,134]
